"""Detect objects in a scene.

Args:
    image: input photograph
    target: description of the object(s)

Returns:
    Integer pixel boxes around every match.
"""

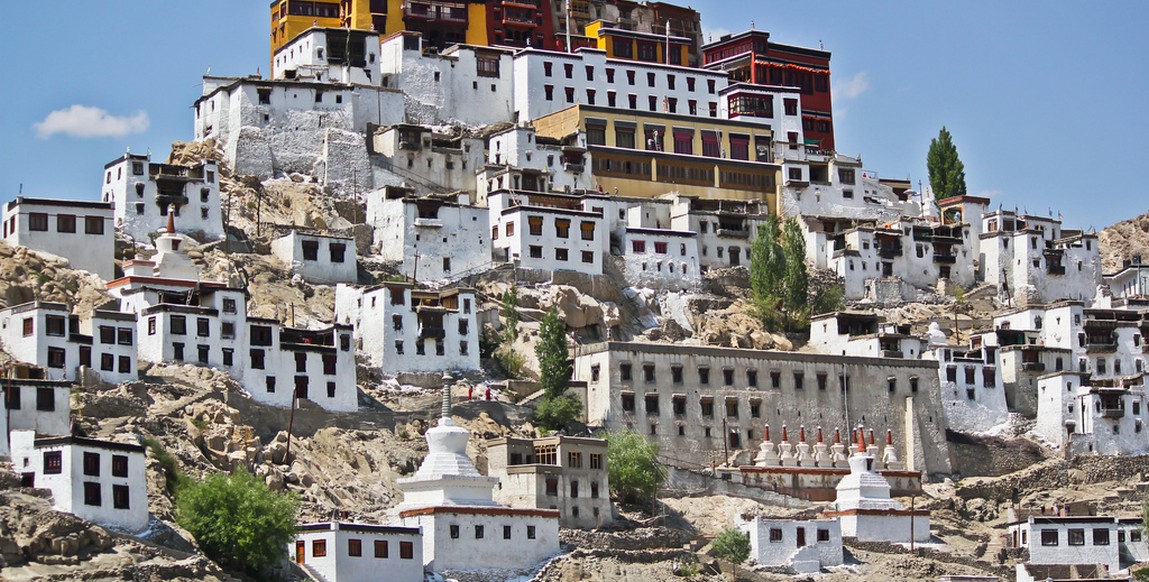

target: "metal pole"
[285,389,297,462]
[565,0,572,52]
[722,416,729,465]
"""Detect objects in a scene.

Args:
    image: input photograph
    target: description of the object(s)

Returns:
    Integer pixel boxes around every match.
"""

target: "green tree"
[781,218,809,315]
[501,287,520,344]
[535,308,571,397]
[712,526,751,578]
[534,393,582,432]
[927,126,967,201]
[176,469,300,576]
[749,215,784,305]
[605,430,666,506]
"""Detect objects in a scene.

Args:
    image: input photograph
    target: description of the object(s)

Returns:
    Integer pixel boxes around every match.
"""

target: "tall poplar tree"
[927,126,968,201]
[781,218,809,314]
[750,215,784,305]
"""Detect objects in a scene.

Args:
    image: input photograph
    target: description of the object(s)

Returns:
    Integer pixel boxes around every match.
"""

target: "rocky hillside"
[1100,208,1149,272]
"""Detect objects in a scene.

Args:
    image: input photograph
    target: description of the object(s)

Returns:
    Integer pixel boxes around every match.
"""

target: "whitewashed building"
[669,196,770,270]
[366,189,491,282]
[824,435,930,543]
[371,125,486,195]
[979,210,1100,305]
[1104,258,1149,300]
[4,379,73,439]
[2,197,115,281]
[478,126,596,204]
[398,384,560,577]
[271,230,358,285]
[193,75,403,191]
[488,190,607,276]
[10,431,149,531]
[922,322,1009,434]
[487,435,613,529]
[1009,515,1148,578]
[379,32,516,127]
[101,153,223,245]
[335,283,480,376]
[291,522,423,582]
[0,302,137,385]
[273,27,382,86]
[740,516,843,574]
[808,311,925,360]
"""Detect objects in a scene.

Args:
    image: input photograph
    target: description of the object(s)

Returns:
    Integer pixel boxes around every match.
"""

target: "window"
[197,318,210,337]
[22,317,33,337]
[101,353,114,372]
[329,243,346,263]
[474,525,484,539]
[1094,528,1110,545]
[621,392,635,412]
[313,539,328,557]
[43,451,62,474]
[399,541,414,559]
[295,352,308,373]
[323,354,337,375]
[29,213,49,231]
[1040,529,1059,546]
[84,482,102,506]
[47,347,66,369]
[671,365,683,383]
[85,216,104,235]
[45,315,65,337]
[173,343,184,361]
[301,240,319,261]
[250,349,266,370]
[817,528,830,542]
[117,327,133,345]
[643,363,655,382]
[98,325,115,344]
[118,356,131,374]
[527,525,536,540]
[770,528,783,542]
[700,397,714,417]
[816,373,827,391]
[113,484,130,509]
[36,387,55,411]
[620,363,632,381]
[374,540,388,558]
[197,345,209,365]
[57,214,76,233]
[266,377,276,393]
[221,322,235,339]
[1067,528,1085,546]
[589,453,603,470]
[171,315,187,335]
[222,298,237,314]
[326,382,336,398]
[348,539,363,557]
[698,367,710,384]
[112,456,129,479]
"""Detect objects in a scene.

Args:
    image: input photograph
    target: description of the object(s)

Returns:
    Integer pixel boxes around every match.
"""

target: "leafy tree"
[535,308,571,397]
[534,393,582,432]
[749,215,784,305]
[176,469,300,576]
[927,126,967,201]
[781,218,809,315]
[500,287,520,344]
[810,277,845,315]
[605,430,666,506]
[712,526,751,578]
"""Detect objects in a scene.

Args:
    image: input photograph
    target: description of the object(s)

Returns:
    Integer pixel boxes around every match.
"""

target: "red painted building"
[702,30,835,151]
[486,0,559,50]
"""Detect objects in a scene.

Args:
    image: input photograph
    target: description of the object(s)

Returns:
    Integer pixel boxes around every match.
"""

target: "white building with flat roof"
[398,383,560,577]
[2,197,115,281]
[487,435,614,529]
[1008,514,1148,577]
[479,126,596,204]
[335,283,480,376]
[488,190,607,276]
[273,27,382,86]
[366,190,491,283]
[271,230,358,285]
[10,431,149,532]
[291,522,423,582]
[979,210,1100,305]
[0,302,137,385]
[371,125,486,196]
[741,516,843,574]
[101,153,223,245]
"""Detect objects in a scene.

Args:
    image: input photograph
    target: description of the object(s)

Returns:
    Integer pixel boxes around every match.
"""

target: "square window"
[112,484,130,509]
[36,387,55,412]
[348,538,362,557]
[1040,529,1059,546]
[83,482,102,506]
[43,451,62,474]
[399,541,414,559]
[1067,528,1084,546]
[374,540,388,558]
[313,539,328,557]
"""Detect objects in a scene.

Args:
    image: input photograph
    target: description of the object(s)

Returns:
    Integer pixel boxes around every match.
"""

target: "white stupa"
[826,430,930,543]
[398,375,560,575]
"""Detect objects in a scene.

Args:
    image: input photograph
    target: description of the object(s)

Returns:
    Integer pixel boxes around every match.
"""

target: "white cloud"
[833,71,870,101]
[34,105,149,139]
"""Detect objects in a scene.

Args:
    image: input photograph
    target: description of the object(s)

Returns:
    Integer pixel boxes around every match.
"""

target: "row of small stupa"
[754,424,903,470]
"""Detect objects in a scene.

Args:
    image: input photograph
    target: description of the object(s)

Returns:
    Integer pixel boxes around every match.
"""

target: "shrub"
[141,436,187,494]
[534,393,581,431]
[712,526,751,576]
[176,469,300,576]
[605,430,666,506]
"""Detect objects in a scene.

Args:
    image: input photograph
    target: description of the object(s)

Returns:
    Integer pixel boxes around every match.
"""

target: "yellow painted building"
[584,20,691,66]
[271,1,489,62]
[533,105,780,210]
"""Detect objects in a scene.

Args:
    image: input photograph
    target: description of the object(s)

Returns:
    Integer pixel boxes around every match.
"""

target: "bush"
[605,430,666,506]
[494,346,525,378]
[712,526,751,574]
[534,393,581,431]
[141,436,187,494]
[176,469,300,576]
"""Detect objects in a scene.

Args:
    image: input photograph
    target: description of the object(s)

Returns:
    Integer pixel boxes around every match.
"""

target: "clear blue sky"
[1,2,1145,229]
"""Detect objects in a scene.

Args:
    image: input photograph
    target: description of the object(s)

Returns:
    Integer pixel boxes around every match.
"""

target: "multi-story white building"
[487,435,613,529]
[571,341,953,477]
[479,126,596,204]
[273,27,382,86]
[488,190,607,276]
[979,210,1100,306]
[335,283,480,376]
[1008,514,1148,578]
[379,32,516,127]
[193,75,403,190]
[10,431,149,531]
[740,516,843,574]
[808,311,926,360]
[2,197,115,281]
[0,302,137,385]
[1104,257,1149,300]
[371,125,486,196]
[366,189,491,283]
[271,230,358,285]
[923,324,1009,435]
[669,196,770,270]
[291,522,423,582]
[101,153,223,245]
[512,47,733,125]
[398,386,560,577]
